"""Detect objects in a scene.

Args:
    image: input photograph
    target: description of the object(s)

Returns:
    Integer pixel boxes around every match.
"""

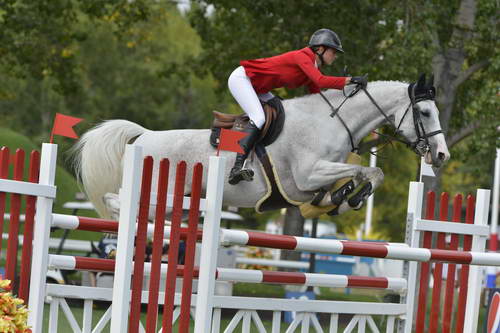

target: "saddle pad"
[254,145,302,213]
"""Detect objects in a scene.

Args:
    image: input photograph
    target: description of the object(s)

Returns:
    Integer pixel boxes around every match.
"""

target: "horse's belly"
[135,130,269,208]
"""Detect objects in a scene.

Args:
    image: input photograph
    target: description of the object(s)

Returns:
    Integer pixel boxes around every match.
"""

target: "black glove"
[350,76,368,89]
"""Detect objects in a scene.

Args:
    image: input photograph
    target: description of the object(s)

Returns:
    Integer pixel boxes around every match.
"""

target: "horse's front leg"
[297,160,384,209]
[337,165,384,210]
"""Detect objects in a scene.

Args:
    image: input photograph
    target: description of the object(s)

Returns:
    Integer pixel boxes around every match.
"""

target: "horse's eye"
[421,109,430,117]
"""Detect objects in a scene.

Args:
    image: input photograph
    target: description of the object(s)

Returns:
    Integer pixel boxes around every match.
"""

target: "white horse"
[73,75,449,219]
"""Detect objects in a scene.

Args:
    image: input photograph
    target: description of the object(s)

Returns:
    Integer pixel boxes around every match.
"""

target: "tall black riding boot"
[228,121,260,185]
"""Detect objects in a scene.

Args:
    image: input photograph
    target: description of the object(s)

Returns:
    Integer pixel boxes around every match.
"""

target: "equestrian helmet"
[309,29,344,53]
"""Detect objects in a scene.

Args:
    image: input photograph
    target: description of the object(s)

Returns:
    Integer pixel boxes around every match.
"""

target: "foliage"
[0,3,222,147]
[376,0,499,189]
[189,0,498,240]
[0,0,150,95]
[189,0,394,96]
[0,1,496,240]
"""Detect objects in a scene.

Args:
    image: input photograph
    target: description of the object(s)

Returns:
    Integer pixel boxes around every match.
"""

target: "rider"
[227,28,368,185]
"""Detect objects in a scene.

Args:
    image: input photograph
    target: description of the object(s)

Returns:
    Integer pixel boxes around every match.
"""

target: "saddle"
[210,97,296,212]
[209,97,285,148]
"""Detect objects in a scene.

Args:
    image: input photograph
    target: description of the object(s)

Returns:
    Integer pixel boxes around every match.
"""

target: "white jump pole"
[464,188,491,332]
[110,145,144,332]
[364,145,377,236]
[490,147,500,251]
[402,181,424,333]
[27,143,58,333]
[194,155,226,333]
[486,147,500,289]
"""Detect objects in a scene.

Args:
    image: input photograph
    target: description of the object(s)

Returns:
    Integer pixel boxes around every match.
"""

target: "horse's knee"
[372,167,384,185]
[363,167,383,185]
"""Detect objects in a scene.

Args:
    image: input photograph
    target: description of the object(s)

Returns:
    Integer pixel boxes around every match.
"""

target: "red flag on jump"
[50,113,83,143]
[217,128,248,155]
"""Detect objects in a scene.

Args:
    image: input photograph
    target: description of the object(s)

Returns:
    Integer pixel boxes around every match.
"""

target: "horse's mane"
[286,80,408,106]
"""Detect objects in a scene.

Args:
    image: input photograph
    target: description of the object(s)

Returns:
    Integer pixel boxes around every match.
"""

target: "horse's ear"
[417,73,426,87]
[427,74,434,87]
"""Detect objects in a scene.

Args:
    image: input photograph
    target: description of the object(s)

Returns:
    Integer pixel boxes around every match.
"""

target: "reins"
[318,87,360,152]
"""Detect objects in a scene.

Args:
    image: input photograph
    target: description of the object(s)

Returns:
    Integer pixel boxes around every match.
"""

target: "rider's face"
[323,48,337,65]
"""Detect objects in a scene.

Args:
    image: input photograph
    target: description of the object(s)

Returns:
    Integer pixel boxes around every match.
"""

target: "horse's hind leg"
[103,192,160,221]
[102,192,189,223]
[103,192,121,220]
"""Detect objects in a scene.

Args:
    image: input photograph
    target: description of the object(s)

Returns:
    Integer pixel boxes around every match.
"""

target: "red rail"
[19,151,40,302]
[442,194,462,333]
[429,193,449,332]
[179,163,203,333]
[162,161,187,333]
[455,195,475,333]
[6,149,25,282]
[129,157,154,333]
[145,158,170,333]
[0,147,10,259]
[416,191,435,333]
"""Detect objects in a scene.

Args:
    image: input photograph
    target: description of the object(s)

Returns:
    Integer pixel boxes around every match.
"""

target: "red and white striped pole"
[19,150,41,302]
[220,228,500,266]
[48,254,407,292]
[51,213,204,240]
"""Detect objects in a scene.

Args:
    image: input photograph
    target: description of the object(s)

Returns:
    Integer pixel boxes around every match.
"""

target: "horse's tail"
[72,120,146,218]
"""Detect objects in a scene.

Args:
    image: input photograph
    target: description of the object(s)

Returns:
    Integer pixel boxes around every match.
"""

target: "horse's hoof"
[331,180,355,206]
[241,169,254,181]
[228,174,242,185]
[348,183,373,209]
[327,206,340,216]
[310,189,328,206]
[228,169,254,185]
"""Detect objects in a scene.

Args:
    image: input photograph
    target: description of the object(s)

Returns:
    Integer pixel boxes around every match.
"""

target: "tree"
[0,0,151,95]
[189,0,498,240]
[376,0,499,192]
[0,3,222,147]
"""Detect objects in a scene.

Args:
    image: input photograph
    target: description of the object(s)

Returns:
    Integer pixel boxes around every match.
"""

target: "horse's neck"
[315,83,409,145]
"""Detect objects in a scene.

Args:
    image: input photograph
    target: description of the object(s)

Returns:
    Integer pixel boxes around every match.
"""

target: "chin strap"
[314,48,327,67]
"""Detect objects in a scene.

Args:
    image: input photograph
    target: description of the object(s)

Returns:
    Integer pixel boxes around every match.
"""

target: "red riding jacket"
[240,47,347,94]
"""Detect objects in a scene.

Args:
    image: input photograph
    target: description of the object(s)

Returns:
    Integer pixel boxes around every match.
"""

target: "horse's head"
[395,74,450,168]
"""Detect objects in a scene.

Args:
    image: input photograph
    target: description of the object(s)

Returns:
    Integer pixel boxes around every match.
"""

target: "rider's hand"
[350,76,368,89]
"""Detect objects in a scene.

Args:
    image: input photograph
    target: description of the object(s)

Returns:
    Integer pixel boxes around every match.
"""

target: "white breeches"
[228,66,274,129]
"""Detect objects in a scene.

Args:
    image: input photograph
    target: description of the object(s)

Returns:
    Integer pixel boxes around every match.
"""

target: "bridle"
[319,81,443,156]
